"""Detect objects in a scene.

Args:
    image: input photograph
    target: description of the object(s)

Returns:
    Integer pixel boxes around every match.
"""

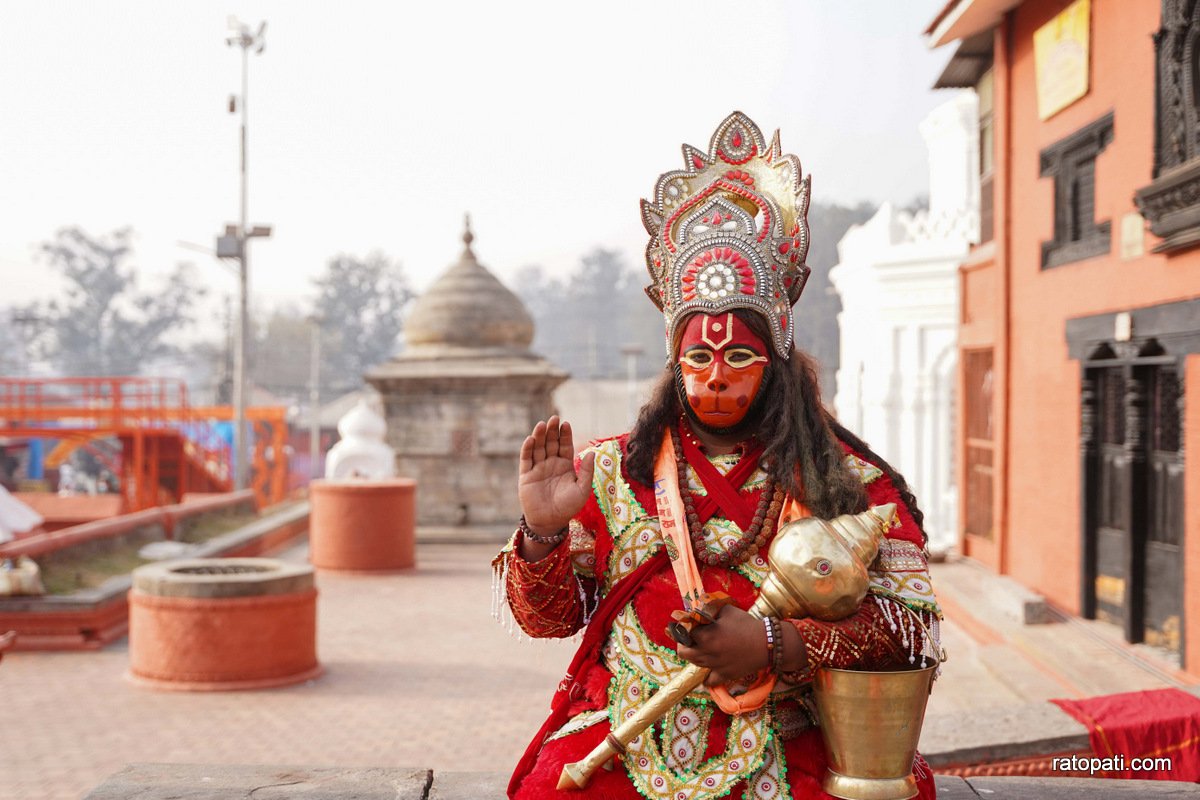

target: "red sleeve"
[504,533,584,639]
[783,597,936,682]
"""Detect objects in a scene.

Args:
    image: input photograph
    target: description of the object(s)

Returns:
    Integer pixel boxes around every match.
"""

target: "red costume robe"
[497,434,942,800]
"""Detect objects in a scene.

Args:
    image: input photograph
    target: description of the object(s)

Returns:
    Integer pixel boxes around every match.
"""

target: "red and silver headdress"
[642,112,811,360]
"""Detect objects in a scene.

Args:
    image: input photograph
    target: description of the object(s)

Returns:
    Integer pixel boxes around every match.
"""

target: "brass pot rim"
[816,663,939,677]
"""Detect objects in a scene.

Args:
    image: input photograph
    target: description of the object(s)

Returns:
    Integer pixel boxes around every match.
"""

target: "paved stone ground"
[0,542,1190,800]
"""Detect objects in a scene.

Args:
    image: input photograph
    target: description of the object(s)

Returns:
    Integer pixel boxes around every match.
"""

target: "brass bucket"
[812,663,937,800]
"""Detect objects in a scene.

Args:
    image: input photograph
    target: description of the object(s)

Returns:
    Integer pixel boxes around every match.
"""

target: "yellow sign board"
[1034,0,1091,120]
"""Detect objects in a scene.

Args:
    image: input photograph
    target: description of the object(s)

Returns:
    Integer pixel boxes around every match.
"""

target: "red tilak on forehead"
[678,312,766,353]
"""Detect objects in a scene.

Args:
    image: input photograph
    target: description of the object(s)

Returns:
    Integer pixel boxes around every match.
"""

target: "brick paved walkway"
[0,542,1188,799]
[0,542,577,800]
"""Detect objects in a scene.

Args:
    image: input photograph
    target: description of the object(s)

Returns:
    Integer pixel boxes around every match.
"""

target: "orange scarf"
[653,430,809,714]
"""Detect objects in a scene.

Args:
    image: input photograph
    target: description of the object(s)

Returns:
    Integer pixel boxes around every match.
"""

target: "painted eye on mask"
[724,348,769,369]
[679,349,715,369]
[679,347,768,370]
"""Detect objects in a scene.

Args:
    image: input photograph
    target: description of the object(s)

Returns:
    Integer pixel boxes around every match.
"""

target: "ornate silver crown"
[641,112,812,359]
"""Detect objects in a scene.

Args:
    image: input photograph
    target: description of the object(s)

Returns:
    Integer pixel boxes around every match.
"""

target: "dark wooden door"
[1144,365,1184,655]
[1084,358,1184,657]
[1092,367,1131,629]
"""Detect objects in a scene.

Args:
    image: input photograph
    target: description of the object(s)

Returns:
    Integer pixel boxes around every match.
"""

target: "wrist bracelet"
[763,616,778,669]
[777,621,810,683]
[771,617,785,673]
[520,515,568,546]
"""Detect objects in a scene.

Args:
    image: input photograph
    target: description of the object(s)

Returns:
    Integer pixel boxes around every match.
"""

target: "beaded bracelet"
[770,617,785,673]
[763,616,780,671]
[519,515,568,546]
[777,621,811,683]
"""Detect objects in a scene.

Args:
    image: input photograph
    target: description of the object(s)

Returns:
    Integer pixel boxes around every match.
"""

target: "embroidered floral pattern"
[699,517,769,586]
[589,442,644,533]
[589,441,663,591]
[869,539,942,617]
[744,733,792,800]
[665,703,714,773]
[546,709,609,742]
[844,453,883,484]
[569,520,597,579]
[613,666,772,800]
[605,607,707,699]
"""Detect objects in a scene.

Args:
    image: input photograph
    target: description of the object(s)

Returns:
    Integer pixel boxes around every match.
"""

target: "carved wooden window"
[1040,112,1115,268]
[1154,0,1200,175]
[1134,0,1200,253]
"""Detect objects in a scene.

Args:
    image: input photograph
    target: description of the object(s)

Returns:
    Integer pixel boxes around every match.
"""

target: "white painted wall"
[830,92,979,554]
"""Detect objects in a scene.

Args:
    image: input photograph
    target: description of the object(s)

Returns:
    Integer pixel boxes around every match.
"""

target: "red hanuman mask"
[677,312,770,429]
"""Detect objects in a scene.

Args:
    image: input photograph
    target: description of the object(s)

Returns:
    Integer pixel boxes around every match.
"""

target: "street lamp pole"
[224,18,267,491]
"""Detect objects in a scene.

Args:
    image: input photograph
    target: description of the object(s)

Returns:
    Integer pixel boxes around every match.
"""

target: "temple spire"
[462,212,475,256]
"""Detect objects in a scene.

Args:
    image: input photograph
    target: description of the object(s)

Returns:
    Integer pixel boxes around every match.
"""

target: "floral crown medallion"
[642,111,811,360]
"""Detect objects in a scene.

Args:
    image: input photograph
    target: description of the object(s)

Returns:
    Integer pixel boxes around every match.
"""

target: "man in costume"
[495,112,942,800]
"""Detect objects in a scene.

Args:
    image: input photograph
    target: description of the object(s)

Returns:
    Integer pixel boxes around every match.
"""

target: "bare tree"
[312,252,412,395]
[0,312,22,375]
[21,227,203,376]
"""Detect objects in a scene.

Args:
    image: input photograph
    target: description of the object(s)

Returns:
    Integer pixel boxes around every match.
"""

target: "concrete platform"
[3,543,1198,799]
[84,765,1200,798]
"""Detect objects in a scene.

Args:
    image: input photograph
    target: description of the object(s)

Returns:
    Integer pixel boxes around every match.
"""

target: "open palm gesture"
[518,416,596,537]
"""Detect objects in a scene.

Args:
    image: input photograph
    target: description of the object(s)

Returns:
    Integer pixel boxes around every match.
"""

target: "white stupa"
[324,399,396,480]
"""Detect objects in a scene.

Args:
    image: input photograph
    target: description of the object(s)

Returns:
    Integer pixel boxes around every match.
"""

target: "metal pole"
[233,38,250,490]
[222,19,266,490]
[308,320,321,481]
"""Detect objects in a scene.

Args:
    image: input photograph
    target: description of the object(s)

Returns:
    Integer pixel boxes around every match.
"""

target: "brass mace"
[557,503,895,791]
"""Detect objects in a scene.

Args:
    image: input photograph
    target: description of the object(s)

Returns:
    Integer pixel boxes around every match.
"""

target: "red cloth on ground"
[1051,688,1200,780]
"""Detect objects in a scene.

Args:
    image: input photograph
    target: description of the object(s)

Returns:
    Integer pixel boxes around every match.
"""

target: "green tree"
[312,252,412,394]
[21,227,203,376]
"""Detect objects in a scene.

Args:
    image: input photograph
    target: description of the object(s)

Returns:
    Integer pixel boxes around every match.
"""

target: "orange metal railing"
[0,377,289,511]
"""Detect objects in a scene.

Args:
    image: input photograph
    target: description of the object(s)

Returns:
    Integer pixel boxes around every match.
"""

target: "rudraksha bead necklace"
[670,425,784,567]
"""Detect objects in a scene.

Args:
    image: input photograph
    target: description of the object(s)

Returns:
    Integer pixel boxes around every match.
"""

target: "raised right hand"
[518,415,596,538]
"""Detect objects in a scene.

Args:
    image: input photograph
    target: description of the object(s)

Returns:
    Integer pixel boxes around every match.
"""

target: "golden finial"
[462,213,475,254]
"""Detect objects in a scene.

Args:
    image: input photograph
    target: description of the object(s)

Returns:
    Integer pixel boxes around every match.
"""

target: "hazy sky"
[0,1,953,341]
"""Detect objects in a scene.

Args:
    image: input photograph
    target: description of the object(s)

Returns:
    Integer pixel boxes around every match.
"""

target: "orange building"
[927,0,1200,676]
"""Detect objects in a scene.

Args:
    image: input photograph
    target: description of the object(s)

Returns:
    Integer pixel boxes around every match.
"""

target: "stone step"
[85,764,1200,799]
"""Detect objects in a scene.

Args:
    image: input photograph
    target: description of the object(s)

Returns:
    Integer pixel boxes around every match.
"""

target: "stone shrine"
[366,218,567,527]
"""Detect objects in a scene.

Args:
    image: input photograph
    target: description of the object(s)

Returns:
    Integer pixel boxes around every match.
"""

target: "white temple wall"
[829,93,977,554]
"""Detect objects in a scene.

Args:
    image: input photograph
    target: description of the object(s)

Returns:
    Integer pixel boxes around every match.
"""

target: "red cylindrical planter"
[308,479,416,571]
[128,558,321,691]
